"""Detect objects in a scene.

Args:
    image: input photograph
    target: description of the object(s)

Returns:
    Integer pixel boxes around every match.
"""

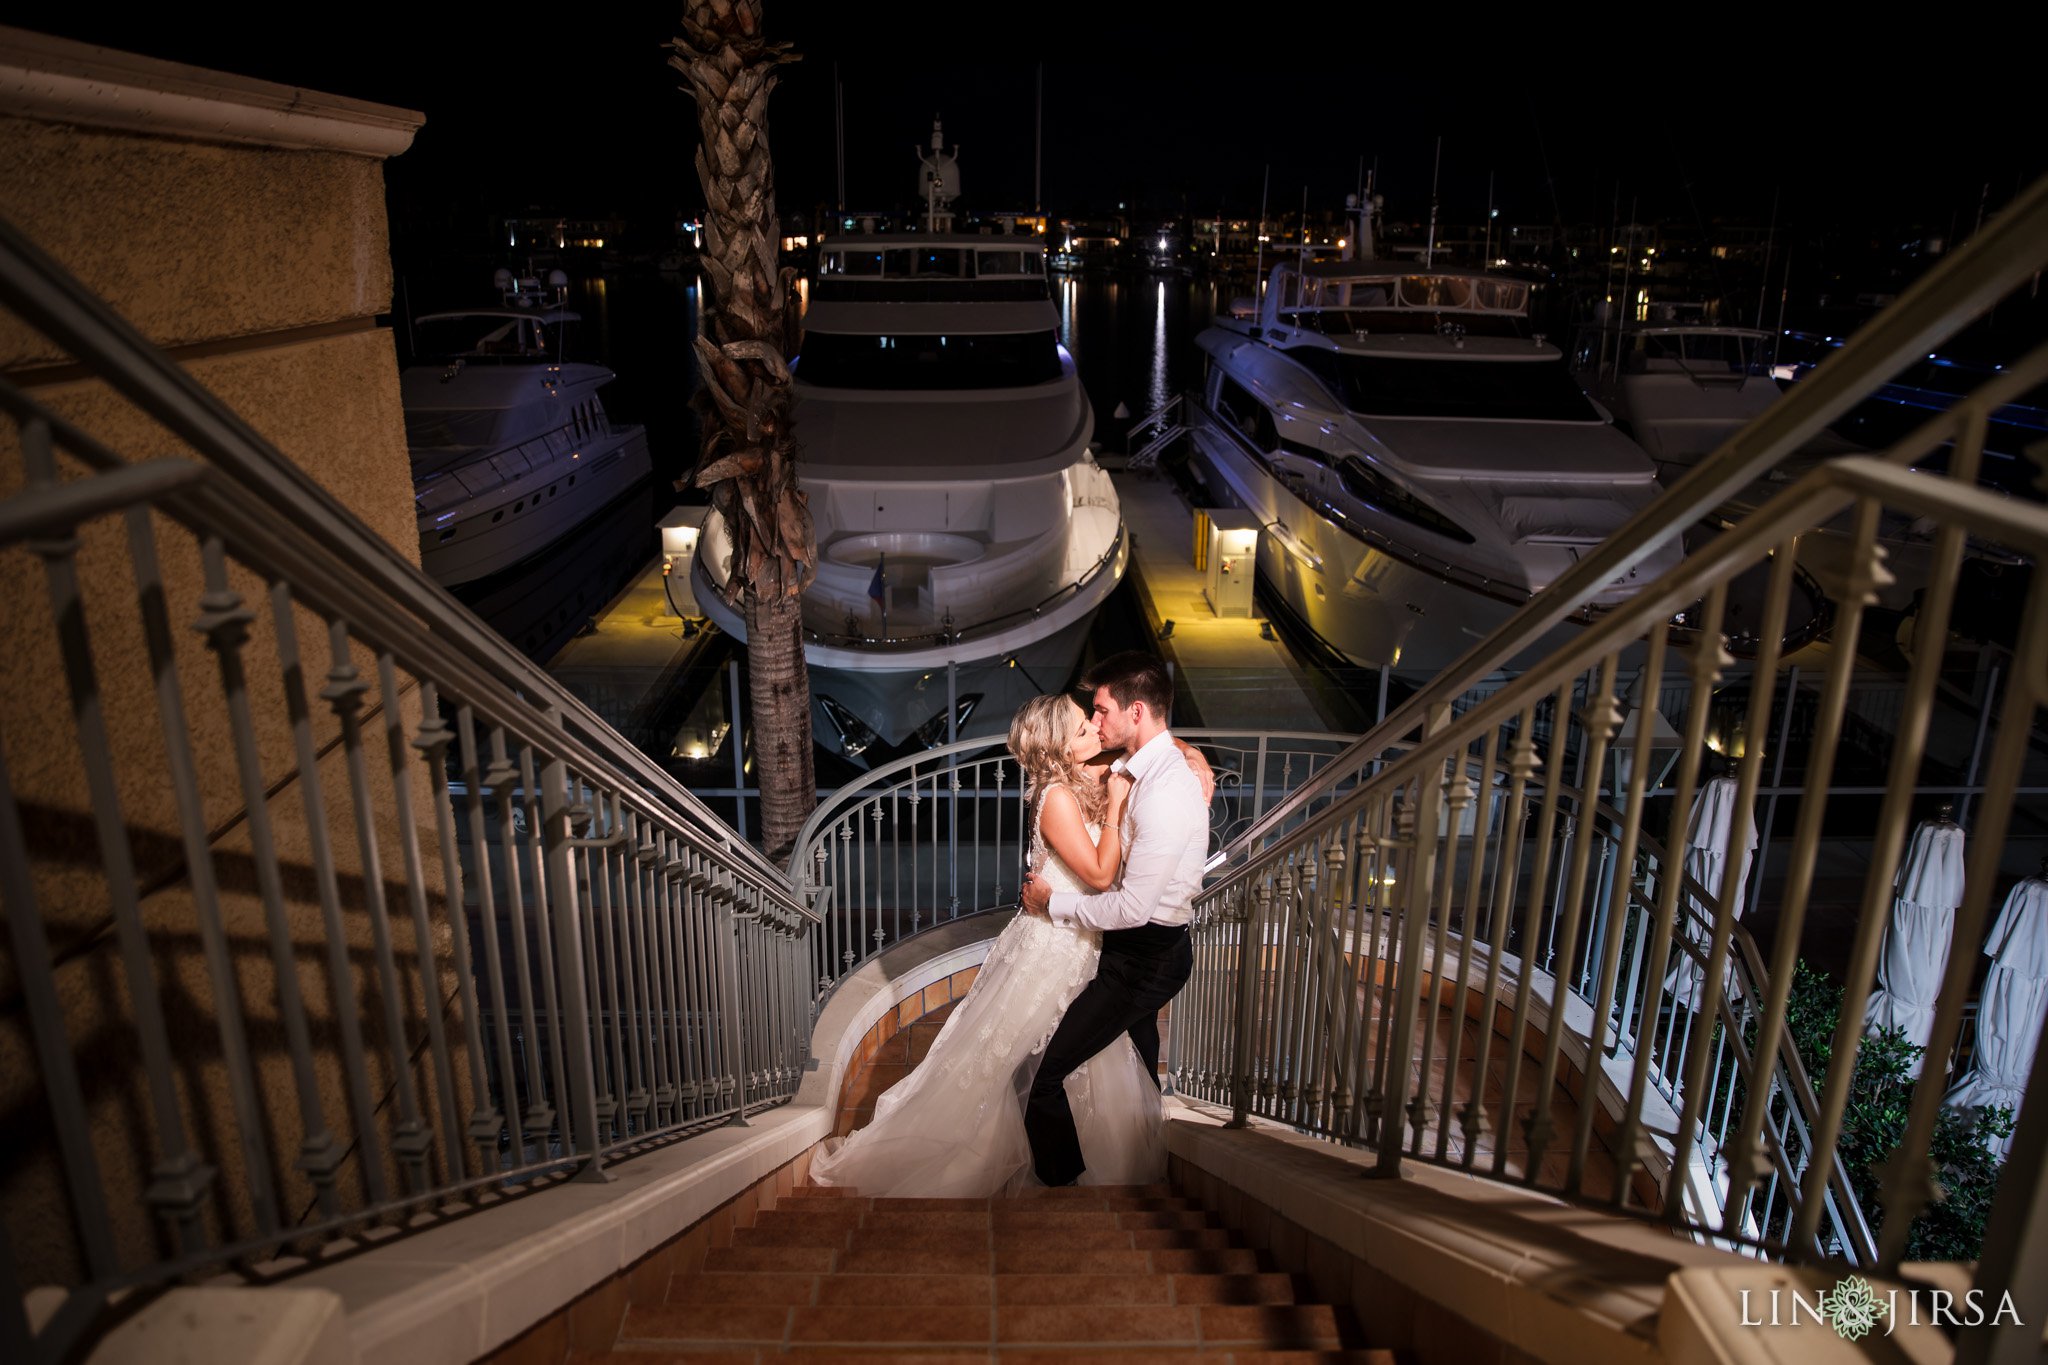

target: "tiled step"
[631,1181,1366,1358]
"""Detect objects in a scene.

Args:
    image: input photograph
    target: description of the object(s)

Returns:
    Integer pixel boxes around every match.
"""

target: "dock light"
[659,506,708,618]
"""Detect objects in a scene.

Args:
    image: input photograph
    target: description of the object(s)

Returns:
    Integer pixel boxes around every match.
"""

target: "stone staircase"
[571,1182,1391,1360]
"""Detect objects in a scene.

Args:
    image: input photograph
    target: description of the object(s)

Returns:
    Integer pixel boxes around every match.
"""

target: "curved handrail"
[789,727,1359,880]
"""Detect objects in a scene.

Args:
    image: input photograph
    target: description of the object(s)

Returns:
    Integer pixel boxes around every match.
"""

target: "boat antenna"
[1617,195,1638,330]
[1300,184,1310,261]
[1753,184,1779,331]
[1424,135,1442,267]
[1253,164,1270,299]
[1772,244,1794,359]
[1482,169,1495,266]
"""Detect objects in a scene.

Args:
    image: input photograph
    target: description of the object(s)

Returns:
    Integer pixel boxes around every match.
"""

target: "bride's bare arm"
[1038,780,1127,892]
[1174,738,1216,803]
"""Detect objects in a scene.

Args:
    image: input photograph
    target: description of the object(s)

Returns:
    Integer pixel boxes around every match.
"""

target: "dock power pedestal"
[1199,508,1260,619]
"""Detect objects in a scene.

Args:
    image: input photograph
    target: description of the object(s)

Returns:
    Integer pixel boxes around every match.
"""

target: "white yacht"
[692,128,1126,760]
[405,271,652,586]
[1187,214,1681,678]
[1570,311,1785,475]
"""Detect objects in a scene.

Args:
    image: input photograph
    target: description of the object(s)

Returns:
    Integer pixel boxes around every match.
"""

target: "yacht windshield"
[1291,351,1602,421]
[795,330,1064,389]
[412,314,576,364]
[1623,331,1764,375]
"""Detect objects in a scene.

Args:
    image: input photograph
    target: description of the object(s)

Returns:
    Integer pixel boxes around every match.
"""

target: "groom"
[1018,650,1209,1187]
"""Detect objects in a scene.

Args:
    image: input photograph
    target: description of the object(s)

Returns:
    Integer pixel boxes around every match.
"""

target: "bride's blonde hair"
[1008,694,1106,826]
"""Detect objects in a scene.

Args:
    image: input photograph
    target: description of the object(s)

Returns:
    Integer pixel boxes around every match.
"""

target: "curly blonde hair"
[1008,694,1106,826]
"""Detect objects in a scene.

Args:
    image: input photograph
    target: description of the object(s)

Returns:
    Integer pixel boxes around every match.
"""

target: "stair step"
[787,1304,993,1346]
[700,1244,837,1273]
[1198,1303,1347,1347]
[867,1196,991,1212]
[1150,1246,1263,1274]
[836,1246,988,1276]
[814,1273,993,1306]
[630,1183,1360,1358]
[773,1193,874,1214]
[994,1303,1201,1346]
[860,1210,992,1235]
[1167,1272,1299,1305]
[993,1246,1152,1275]
[732,1222,853,1249]
[847,1226,990,1255]
[994,1273,1171,1305]
[753,1207,868,1231]
[665,1270,817,1306]
[617,1301,791,1346]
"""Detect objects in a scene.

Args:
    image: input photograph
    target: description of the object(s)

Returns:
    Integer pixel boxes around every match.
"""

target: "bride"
[808,693,1192,1196]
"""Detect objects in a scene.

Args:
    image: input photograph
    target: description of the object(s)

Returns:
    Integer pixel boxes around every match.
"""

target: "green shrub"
[1783,961,2012,1261]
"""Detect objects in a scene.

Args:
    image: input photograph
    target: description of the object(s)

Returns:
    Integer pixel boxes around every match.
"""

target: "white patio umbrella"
[1946,877,2048,1161]
[1864,812,1967,1065]
[1664,775,1757,1010]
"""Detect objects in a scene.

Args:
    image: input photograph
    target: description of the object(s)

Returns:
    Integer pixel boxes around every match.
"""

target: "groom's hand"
[1019,874,1052,918]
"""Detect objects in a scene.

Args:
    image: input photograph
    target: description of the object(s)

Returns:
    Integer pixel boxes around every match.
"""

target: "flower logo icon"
[1819,1276,1888,1341]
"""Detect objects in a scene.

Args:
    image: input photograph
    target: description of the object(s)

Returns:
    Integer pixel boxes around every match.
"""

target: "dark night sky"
[22,8,2044,238]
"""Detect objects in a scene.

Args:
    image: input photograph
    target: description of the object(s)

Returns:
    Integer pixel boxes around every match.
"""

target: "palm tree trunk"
[669,0,815,858]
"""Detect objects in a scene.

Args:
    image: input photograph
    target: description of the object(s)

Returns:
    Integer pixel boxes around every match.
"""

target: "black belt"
[1102,921,1191,953]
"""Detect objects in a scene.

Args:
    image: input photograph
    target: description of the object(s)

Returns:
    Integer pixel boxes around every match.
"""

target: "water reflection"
[1149,280,1169,415]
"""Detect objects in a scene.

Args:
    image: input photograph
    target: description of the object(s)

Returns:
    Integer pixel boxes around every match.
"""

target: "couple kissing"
[809,651,1211,1195]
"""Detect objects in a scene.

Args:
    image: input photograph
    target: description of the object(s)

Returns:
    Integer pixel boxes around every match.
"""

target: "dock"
[545,468,1352,747]
[1106,465,1347,734]
[546,562,717,746]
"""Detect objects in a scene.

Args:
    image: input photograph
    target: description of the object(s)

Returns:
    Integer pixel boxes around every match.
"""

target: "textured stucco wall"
[0,102,459,1291]
[0,113,396,366]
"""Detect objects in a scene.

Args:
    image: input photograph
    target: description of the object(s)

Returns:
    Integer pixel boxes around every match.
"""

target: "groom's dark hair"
[1079,650,1173,718]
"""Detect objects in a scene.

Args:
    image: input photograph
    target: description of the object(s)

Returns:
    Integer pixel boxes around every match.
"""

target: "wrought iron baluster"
[326,620,432,1192]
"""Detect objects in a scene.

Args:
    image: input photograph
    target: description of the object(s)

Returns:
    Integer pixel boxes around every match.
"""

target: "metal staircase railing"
[1179,175,2048,1358]
[0,217,815,1365]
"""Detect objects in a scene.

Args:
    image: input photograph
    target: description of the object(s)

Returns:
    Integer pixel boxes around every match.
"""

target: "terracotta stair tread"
[634,1184,1363,1357]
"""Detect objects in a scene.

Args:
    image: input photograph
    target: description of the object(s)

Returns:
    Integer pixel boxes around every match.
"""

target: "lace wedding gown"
[808,809,1165,1196]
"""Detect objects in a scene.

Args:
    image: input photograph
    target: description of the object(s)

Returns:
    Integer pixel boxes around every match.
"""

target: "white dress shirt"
[1048,729,1209,931]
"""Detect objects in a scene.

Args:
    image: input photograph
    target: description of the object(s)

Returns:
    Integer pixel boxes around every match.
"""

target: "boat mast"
[1253,164,1270,299]
[834,67,846,218]
[1034,64,1043,217]
[1424,135,1442,267]
[1753,184,1779,331]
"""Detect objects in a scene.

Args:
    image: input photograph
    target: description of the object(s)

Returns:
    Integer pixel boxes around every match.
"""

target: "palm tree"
[668,0,815,857]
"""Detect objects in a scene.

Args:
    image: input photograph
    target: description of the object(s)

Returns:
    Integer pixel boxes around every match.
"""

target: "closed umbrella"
[1864,811,1967,1064]
[1664,775,1756,1010]
[1945,877,2048,1161]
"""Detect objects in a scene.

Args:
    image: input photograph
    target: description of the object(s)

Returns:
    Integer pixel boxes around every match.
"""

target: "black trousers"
[1026,922,1192,1187]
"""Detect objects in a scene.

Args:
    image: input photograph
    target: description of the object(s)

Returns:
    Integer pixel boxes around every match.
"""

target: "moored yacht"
[1187,205,1682,678]
[1569,311,1785,475]
[405,271,652,586]
[692,126,1126,761]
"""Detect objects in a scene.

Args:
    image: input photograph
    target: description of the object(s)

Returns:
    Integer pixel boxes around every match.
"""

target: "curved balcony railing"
[791,729,1360,998]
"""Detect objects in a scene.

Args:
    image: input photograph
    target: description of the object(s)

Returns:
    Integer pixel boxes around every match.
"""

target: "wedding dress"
[808,803,1165,1196]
